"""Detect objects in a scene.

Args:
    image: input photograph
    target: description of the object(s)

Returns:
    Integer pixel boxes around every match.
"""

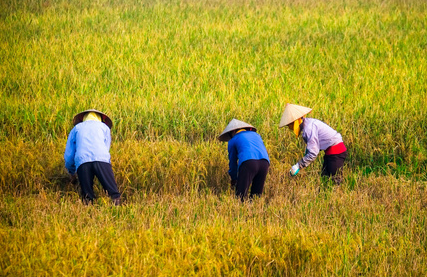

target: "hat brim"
[218,119,257,142]
[279,104,312,128]
[72,109,113,129]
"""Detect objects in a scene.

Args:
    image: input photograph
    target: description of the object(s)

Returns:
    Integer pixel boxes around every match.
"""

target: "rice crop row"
[1,1,427,275]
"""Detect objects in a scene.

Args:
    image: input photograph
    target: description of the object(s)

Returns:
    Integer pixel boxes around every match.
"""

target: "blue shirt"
[64,121,112,174]
[298,118,343,168]
[227,131,270,180]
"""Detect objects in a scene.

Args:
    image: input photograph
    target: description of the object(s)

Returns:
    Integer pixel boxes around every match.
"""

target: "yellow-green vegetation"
[1,0,426,275]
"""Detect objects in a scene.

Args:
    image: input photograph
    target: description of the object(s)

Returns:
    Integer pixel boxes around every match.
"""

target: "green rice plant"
[1,0,427,275]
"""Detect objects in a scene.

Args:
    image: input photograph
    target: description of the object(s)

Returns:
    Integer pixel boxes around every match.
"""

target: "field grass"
[1,0,427,275]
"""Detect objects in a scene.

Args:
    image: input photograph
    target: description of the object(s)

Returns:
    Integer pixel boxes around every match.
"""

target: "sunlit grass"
[1,0,427,275]
[1,175,426,276]
[1,0,426,176]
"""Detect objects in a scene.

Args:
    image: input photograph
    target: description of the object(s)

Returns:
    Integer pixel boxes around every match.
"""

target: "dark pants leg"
[77,162,121,203]
[322,151,347,184]
[236,159,269,201]
[77,162,96,202]
[94,162,121,200]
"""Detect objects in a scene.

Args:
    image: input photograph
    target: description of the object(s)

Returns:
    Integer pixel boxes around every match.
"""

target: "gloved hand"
[230,179,237,188]
[290,163,300,176]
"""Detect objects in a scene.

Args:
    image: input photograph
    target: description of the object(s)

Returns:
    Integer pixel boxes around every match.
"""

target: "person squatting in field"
[279,104,347,184]
[64,109,121,205]
[218,119,270,201]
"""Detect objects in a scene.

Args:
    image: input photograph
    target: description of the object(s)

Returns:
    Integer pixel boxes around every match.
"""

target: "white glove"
[290,163,300,176]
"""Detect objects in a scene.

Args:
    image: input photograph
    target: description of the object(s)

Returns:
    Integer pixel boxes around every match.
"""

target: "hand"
[289,163,300,176]
[70,174,78,184]
[230,179,237,188]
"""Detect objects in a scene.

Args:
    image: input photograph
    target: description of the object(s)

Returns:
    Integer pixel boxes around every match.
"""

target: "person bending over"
[64,109,121,205]
[279,104,347,184]
[218,119,270,201]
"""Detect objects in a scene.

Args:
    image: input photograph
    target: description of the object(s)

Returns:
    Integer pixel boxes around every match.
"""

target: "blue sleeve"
[104,127,111,150]
[64,128,77,174]
[228,140,238,180]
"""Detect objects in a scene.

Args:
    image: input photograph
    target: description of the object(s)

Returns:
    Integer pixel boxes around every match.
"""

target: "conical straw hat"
[279,103,312,128]
[73,109,113,129]
[218,119,256,142]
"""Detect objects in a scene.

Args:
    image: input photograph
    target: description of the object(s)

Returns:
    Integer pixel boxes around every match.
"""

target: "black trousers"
[77,161,121,202]
[236,159,269,201]
[322,151,347,184]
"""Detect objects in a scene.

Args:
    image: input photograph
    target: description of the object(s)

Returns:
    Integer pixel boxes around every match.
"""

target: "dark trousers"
[236,159,269,201]
[77,161,121,202]
[322,151,347,184]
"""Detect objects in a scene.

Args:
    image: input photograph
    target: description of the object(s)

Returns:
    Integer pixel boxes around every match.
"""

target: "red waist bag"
[325,142,347,155]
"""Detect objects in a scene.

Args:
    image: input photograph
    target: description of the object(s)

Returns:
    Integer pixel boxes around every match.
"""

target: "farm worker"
[279,103,347,184]
[64,109,121,205]
[218,119,270,201]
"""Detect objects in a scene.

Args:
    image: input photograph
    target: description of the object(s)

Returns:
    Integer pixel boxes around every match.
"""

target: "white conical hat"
[279,103,312,128]
[73,109,113,129]
[218,119,256,142]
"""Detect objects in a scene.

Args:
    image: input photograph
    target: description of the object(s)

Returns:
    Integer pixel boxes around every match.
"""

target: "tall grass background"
[1,0,426,275]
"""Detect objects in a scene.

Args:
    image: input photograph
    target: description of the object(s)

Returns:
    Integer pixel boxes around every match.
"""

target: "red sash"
[325,142,347,155]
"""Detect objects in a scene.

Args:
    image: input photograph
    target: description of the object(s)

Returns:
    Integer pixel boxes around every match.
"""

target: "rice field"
[1,0,426,275]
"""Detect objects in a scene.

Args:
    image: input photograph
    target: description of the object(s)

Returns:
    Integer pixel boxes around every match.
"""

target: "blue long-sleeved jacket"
[228,131,270,180]
[64,121,112,174]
